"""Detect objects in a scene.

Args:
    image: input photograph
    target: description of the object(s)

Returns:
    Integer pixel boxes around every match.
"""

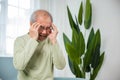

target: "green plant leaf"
[83,46,93,72]
[73,63,85,78]
[78,2,83,25]
[67,6,80,33]
[66,43,80,64]
[83,30,96,71]
[75,16,80,33]
[78,32,85,57]
[63,33,71,51]
[63,33,75,62]
[93,29,101,48]
[91,29,101,67]
[68,56,75,75]
[65,1,104,79]
[67,6,75,29]
[68,52,82,76]
[87,28,94,49]
[67,43,81,65]
[72,28,85,57]
[90,52,105,80]
[91,45,100,69]
[84,0,92,29]
[72,28,79,47]
[84,29,101,69]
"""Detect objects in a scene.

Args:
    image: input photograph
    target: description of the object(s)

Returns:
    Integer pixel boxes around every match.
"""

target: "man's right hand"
[29,22,40,40]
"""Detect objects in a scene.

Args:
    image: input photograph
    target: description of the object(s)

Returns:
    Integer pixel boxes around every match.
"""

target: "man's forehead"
[36,12,51,22]
[36,16,52,23]
[36,11,50,17]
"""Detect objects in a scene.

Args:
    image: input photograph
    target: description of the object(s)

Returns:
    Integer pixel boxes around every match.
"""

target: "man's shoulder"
[18,34,28,38]
[14,34,30,46]
[15,33,30,42]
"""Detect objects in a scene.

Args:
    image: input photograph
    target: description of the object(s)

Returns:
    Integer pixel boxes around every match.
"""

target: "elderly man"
[13,9,66,80]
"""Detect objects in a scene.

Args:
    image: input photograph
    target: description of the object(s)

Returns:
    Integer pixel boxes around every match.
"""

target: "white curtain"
[0,0,7,55]
[0,0,40,56]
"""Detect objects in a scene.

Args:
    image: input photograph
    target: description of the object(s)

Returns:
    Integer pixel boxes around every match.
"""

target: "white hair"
[30,9,53,23]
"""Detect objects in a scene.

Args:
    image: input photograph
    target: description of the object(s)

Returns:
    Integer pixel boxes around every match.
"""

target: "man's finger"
[34,23,40,29]
[31,22,37,28]
[52,23,58,32]
[36,24,41,31]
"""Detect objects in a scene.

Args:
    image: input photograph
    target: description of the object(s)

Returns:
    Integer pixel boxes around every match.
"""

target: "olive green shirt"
[13,34,66,80]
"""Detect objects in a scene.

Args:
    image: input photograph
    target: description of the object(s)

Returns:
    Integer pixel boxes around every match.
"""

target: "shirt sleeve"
[50,41,66,70]
[13,37,39,70]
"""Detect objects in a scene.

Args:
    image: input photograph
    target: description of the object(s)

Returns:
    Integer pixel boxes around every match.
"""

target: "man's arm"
[13,22,40,70]
[51,42,66,69]
[13,37,38,70]
[48,24,66,69]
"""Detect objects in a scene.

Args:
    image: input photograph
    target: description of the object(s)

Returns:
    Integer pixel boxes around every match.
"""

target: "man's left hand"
[48,23,58,44]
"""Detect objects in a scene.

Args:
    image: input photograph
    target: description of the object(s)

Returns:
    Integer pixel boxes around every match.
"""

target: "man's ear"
[30,22,32,26]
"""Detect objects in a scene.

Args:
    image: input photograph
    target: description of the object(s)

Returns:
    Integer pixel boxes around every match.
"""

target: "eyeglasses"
[39,26,52,33]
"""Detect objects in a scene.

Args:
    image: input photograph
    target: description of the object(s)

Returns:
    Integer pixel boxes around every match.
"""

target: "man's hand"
[29,22,40,40]
[48,24,58,44]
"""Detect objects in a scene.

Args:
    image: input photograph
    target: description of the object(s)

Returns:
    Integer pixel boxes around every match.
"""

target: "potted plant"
[63,0,105,80]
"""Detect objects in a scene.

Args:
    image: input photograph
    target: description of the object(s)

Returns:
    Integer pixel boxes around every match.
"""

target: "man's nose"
[42,29,47,34]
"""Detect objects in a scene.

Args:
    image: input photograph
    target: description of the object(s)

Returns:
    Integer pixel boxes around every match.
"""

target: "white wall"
[39,0,120,80]
[92,0,120,80]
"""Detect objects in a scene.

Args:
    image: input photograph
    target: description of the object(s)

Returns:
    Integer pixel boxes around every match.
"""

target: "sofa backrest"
[0,57,17,80]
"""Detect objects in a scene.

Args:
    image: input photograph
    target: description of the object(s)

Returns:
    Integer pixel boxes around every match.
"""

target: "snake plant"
[63,0,105,80]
